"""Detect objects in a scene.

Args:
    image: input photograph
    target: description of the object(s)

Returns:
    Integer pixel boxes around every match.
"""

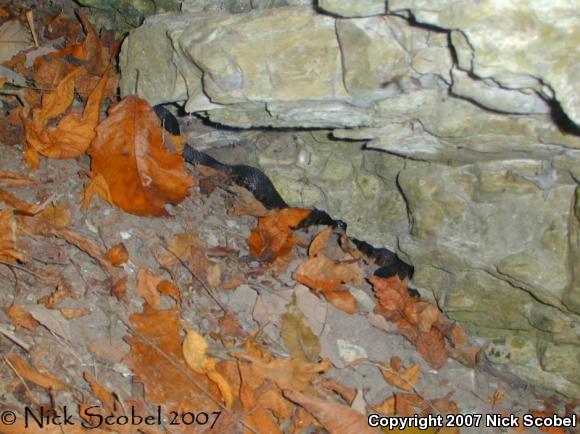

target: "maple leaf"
[88,96,194,216]
[247,208,312,260]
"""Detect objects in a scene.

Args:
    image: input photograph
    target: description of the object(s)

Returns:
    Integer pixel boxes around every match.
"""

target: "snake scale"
[154,105,414,281]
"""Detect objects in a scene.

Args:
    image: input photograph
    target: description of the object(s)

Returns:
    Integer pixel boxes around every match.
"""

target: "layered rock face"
[119,1,580,397]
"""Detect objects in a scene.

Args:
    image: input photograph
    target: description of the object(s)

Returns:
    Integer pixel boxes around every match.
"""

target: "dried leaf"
[293,253,361,314]
[36,203,72,228]
[308,227,333,258]
[5,353,66,391]
[379,362,421,392]
[236,353,330,391]
[183,330,234,408]
[239,363,282,434]
[59,307,90,319]
[136,268,162,309]
[23,71,108,160]
[0,18,32,64]
[247,208,312,261]
[0,169,38,188]
[0,208,25,263]
[283,390,375,434]
[106,243,129,266]
[124,304,220,414]
[5,304,39,330]
[182,329,208,374]
[280,299,320,362]
[88,96,194,216]
[83,372,115,411]
[81,172,113,211]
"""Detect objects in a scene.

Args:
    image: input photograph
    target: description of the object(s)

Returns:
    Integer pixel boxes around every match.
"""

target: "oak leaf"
[88,96,194,216]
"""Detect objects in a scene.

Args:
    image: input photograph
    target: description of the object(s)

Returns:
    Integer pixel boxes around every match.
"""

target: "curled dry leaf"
[88,96,194,216]
[106,242,129,266]
[183,330,234,408]
[23,71,108,161]
[283,390,376,434]
[136,268,163,309]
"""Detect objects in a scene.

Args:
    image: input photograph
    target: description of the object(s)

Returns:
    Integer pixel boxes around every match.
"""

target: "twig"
[0,325,30,352]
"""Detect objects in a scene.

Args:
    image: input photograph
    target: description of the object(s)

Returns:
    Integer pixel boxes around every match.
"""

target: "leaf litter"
[0,7,575,434]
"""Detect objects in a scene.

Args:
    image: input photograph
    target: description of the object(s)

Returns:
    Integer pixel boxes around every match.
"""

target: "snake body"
[155,105,413,280]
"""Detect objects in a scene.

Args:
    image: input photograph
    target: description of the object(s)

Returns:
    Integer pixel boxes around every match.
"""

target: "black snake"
[154,105,414,281]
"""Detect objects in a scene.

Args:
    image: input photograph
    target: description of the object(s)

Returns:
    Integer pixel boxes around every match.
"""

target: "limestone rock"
[318,0,386,17]
[389,0,580,126]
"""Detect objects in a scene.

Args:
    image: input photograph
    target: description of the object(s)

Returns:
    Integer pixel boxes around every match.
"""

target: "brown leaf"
[36,203,72,228]
[293,253,361,314]
[83,371,115,412]
[106,242,129,266]
[247,208,312,261]
[283,390,376,434]
[0,208,25,263]
[5,304,39,330]
[236,353,330,391]
[239,363,282,434]
[88,96,194,216]
[81,172,113,212]
[58,307,89,319]
[379,361,421,392]
[5,353,66,391]
[24,72,108,159]
[280,299,321,362]
[136,268,162,309]
[0,169,38,188]
[123,304,220,414]
[308,227,333,258]
[37,283,73,308]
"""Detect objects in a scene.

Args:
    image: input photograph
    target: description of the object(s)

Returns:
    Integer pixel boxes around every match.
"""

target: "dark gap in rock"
[549,100,580,136]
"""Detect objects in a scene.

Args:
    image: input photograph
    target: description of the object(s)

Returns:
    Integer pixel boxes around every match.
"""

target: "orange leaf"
[5,353,66,391]
[236,354,330,391]
[83,372,115,412]
[379,362,421,392]
[0,209,25,263]
[136,268,162,309]
[106,243,129,266]
[24,72,108,159]
[239,363,282,434]
[88,96,194,216]
[293,253,361,313]
[284,390,375,434]
[5,304,39,331]
[123,304,220,413]
[81,172,113,212]
[0,169,38,188]
[308,227,333,258]
[247,208,312,260]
